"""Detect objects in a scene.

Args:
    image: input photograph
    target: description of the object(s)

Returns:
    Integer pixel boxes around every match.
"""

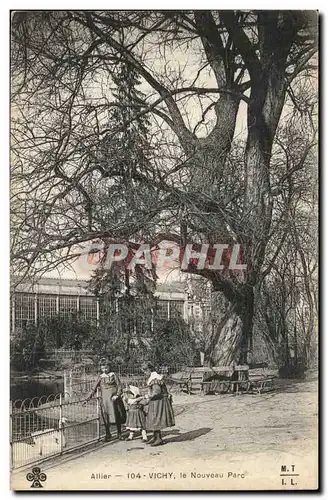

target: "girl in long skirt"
[87,364,126,441]
[142,362,175,446]
[123,385,148,442]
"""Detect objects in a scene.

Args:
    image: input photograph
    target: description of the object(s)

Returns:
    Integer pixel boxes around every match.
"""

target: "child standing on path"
[124,385,148,442]
[87,363,126,441]
[142,363,175,447]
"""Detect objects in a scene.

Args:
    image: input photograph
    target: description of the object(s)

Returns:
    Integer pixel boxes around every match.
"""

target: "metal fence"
[10,364,188,470]
[10,389,105,470]
[63,373,150,398]
[63,365,186,397]
[68,363,186,376]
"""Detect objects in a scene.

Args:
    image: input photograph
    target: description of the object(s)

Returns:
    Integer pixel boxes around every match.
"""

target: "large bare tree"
[11,11,318,364]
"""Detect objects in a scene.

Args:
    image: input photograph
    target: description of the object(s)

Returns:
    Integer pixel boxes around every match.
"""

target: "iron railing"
[10,388,105,470]
[10,364,188,470]
[63,373,150,397]
[63,365,186,396]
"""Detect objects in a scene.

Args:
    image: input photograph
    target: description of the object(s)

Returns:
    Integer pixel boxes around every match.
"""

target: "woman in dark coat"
[143,363,175,446]
[87,364,126,441]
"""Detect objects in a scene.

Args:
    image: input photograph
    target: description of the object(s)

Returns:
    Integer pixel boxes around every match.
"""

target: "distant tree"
[151,318,198,368]
[85,58,157,365]
[87,263,156,365]
[254,101,318,375]
[10,323,46,371]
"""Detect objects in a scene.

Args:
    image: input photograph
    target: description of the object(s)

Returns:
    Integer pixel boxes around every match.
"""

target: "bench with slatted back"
[248,367,274,394]
[168,368,193,393]
[201,365,250,395]
[189,367,208,393]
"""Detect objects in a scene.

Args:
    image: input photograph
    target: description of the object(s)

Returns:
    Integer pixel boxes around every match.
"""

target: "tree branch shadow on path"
[163,427,212,443]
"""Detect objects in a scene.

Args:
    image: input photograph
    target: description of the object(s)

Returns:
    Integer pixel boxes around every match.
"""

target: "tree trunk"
[210,309,243,366]
[207,287,254,366]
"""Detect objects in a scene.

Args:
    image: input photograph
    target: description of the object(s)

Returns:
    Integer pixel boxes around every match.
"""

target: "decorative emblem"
[26,467,47,488]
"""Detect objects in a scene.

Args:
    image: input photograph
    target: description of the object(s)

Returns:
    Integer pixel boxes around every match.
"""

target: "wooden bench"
[190,367,207,394]
[169,369,192,394]
[169,366,274,395]
[201,365,249,395]
[202,379,231,394]
[171,367,212,394]
[248,367,275,394]
[249,376,274,394]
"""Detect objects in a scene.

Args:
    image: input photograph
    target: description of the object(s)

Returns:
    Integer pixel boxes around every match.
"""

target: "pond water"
[10,378,64,403]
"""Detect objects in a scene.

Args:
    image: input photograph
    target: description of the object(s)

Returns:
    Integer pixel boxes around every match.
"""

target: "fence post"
[69,369,72,398]
[96,387,100,441]
[63,371,67,398]
[59,393,63,455]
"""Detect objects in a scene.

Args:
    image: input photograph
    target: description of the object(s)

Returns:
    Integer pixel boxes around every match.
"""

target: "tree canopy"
[11,11,318,365]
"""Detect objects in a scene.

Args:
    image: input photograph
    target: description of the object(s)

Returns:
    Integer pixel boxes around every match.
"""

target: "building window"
[156,300,169,321]
[37,294,57,319]
[194,307,201,319]
[202,304,211,318]
[14,293,35,328]
[170,300,184,319]
[80,296,98,322]
[58,296,78,316]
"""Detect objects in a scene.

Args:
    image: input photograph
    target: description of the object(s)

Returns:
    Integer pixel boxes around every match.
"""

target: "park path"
[11,377,318,491]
